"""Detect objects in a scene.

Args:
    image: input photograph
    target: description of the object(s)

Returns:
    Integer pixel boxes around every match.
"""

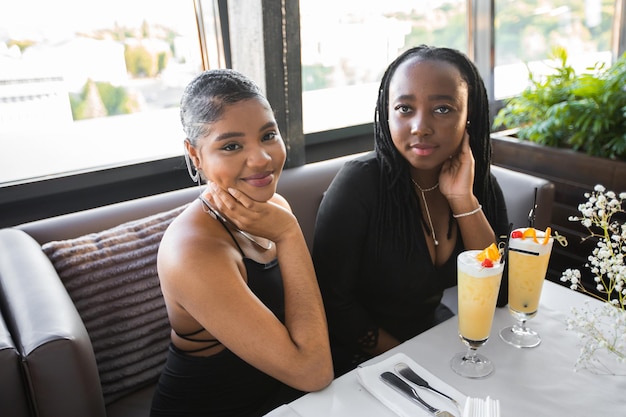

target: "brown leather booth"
[0,153,554,417]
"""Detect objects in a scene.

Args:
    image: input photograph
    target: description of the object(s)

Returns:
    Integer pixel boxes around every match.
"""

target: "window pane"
[0,0,203,184]
[494,0,615,99]
[300,0,468,133]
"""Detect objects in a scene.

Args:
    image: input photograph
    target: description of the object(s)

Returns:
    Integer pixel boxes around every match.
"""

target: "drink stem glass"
[451,249,504,378]
[514,314,535,336]
[451,338,492,378]
[500,309,539,347]
[500,226,553,348]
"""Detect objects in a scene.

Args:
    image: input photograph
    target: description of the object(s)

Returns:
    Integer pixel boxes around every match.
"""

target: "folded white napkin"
[263,404,304,417]
[357,352,466,417]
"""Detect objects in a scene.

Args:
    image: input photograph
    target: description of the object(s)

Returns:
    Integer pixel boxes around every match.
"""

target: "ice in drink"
[507,228,554,315]
[457,250,505,341]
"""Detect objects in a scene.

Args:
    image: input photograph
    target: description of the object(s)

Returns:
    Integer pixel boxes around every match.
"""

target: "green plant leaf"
[493,49,626,160]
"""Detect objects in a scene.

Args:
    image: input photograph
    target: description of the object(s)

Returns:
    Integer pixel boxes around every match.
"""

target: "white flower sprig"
[560,184,626,373]
[566,302,626,374]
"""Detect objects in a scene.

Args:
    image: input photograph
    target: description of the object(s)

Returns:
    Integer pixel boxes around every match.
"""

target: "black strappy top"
[150,198,297,417]
[173,198,284,353]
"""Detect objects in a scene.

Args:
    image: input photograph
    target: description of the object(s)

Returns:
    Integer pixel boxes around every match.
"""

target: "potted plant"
[492,45,626,159]
[489,45,626,288]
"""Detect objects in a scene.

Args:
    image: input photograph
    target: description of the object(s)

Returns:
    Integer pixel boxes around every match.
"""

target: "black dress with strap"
[312,152,510,376]
[150,206,302,417]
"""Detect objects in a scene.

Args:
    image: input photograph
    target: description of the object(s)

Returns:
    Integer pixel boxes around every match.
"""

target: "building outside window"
[0,0,619,185]
[494,0,615,99]
[299,0,467,133]
[300,0,616,129]
[0,0,202,184]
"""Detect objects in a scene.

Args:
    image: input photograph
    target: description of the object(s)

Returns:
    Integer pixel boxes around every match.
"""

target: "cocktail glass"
[450,250,504,378]
[499,227,554,348]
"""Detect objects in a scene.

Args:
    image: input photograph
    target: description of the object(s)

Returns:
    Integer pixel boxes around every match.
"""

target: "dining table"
[268,280,626,417]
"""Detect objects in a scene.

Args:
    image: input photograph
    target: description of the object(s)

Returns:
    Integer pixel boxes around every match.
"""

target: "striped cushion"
[42,204,187,404]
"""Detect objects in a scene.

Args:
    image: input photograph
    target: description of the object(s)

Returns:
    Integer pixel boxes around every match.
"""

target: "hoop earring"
[183,145,200,183]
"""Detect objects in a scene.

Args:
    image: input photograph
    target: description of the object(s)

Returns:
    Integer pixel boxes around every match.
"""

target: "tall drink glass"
[499,227,554,348]
[450,249,504,378]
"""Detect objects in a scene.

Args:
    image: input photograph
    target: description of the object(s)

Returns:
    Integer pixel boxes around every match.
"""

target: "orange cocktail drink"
[451,246,504,378]
[457,250,505,342]
[500,227,554,348]
[507,228,554,316]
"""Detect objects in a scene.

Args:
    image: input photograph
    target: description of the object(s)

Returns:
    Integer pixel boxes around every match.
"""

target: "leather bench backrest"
[0,229,107,417]
[0,312,30,417]
[275,154,359,249]
[491,165,554,231]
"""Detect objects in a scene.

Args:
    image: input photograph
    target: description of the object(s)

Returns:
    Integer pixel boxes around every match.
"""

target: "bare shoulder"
[157,202,249,335]
[158,202,241,288]
[159,203,213,255]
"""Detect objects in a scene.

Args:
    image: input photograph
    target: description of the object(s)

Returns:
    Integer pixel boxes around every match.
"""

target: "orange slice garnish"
[523,228,538,243]
[476,243,500,262]
[542,227,552,245]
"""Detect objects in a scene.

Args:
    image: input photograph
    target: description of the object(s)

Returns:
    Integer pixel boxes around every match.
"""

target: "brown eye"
[262,132,278,141]
[394,105,411,114]
[222,143,241,151]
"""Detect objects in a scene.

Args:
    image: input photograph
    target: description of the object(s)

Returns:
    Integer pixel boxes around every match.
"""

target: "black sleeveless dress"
[150,214,303,417]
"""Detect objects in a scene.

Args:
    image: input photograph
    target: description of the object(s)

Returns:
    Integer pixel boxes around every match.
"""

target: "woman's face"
[188,97,286,202]
[387,57,469,172]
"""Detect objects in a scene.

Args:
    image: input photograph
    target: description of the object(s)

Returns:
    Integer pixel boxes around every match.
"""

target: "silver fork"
[380,372,456,417]
[395,362,462,409]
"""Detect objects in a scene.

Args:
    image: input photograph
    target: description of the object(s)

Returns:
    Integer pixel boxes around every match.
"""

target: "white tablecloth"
[285,281,626,417]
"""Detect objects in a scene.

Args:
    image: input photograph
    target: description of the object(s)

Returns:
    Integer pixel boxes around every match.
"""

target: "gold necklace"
[411,178,439,246]
[198,195,273,250]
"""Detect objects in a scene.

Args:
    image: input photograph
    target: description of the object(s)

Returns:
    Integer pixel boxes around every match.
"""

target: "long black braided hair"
[374,44,499,258]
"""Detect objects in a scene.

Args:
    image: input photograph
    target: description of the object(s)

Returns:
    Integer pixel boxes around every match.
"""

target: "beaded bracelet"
[452,204,482,219]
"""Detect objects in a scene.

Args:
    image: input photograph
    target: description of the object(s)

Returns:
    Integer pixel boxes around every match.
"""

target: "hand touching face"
[202,182,298,244]
[439,129,476,201]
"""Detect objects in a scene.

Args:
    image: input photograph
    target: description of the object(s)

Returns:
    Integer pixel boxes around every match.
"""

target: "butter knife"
[380,372,455,417]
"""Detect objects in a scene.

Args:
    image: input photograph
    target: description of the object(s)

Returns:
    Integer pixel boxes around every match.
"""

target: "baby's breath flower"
[562,185,626,373]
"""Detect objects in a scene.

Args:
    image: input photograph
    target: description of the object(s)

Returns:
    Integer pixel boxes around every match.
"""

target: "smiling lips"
[243,172,274,187]
[410,143,437,156]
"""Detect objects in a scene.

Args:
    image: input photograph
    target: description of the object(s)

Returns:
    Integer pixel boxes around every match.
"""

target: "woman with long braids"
[312,45,509,376]
[150,69,332,416]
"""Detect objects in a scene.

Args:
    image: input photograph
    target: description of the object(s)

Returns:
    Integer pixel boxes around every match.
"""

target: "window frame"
[2,0,625,228]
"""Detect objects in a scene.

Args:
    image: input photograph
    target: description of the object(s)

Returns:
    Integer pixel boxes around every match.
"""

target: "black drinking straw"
[528,187,538,228]
[501,222,514,264]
